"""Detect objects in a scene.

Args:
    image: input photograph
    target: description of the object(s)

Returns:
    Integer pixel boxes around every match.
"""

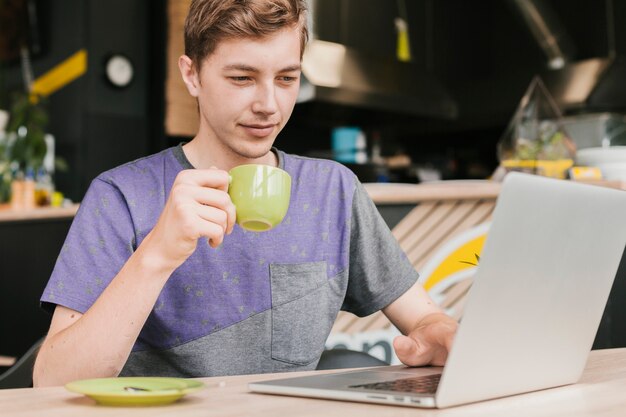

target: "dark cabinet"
[0,218,72,357]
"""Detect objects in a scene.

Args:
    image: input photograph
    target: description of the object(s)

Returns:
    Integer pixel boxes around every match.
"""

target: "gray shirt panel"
[122,267,348,377]
[342,181,420,317]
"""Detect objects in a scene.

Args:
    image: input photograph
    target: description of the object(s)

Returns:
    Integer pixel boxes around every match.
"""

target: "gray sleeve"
[342,180,419,317]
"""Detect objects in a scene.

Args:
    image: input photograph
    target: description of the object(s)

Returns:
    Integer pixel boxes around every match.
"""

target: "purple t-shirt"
[41,145,418,377]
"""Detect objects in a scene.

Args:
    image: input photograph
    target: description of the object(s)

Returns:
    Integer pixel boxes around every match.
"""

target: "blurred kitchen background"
[1,0,626,202]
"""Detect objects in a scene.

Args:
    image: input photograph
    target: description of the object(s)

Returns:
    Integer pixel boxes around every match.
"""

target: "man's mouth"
[240,123,277,138]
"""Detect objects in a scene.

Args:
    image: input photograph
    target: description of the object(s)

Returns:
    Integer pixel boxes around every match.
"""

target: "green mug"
[228,164,291,232]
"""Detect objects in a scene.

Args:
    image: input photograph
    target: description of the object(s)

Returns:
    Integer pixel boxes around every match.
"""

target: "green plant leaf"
[4,92,51,171]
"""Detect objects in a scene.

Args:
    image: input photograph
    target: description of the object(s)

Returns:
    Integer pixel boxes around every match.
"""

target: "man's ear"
[178,55,200,97]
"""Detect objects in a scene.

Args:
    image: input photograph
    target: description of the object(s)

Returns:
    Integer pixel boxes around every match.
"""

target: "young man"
[33,0,457,387]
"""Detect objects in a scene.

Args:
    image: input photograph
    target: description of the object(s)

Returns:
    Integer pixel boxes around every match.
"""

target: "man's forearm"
[33,239,175,387]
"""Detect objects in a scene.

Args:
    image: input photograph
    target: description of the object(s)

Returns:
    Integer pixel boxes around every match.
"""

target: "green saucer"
[65,377,205,406]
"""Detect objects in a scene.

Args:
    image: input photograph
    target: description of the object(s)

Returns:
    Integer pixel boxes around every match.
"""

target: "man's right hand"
[142,168,236,271]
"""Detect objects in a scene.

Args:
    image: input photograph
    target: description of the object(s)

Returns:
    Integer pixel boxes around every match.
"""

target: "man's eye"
[278,76,298,83]
[230,76,251,83]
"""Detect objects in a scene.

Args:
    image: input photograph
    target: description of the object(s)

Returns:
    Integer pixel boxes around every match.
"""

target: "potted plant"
[0,0,63,207]
[0,91,49,208]
[6,91,48,172]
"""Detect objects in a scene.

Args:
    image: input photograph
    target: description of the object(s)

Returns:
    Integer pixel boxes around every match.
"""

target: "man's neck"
[182,135,277,171]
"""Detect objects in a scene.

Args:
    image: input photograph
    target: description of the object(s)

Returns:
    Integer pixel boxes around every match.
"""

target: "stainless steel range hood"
[296,0,457,119]
[537,54,626,111]
[298,40,458,119]
[509,0,626,111]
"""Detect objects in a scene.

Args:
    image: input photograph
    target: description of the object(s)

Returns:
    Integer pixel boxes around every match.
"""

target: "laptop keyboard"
[349,373,441,394]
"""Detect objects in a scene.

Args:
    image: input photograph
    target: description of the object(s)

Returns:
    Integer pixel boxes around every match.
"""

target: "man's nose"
[251,82,278,115]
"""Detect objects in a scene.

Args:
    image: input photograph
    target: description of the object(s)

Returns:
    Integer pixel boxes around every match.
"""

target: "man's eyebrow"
[223,64,258,72]
[279,64,302,72]
[222,64,301,72]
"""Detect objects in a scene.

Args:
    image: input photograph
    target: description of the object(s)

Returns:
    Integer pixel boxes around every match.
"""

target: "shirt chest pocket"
[270,261,333,365]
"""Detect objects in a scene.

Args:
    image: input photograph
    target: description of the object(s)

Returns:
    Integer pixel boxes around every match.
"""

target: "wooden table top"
[1,349,625,417]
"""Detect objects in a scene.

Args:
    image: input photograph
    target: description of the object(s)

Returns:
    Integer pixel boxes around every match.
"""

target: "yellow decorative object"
[501,159,574,179]
[419,223,490,295]
[31,49,88,100]
[394,18,411,62]
[51,191,64,208]
[569,166,603,180]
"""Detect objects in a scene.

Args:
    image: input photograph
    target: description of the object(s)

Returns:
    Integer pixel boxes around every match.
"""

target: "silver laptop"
[249,172,626,408]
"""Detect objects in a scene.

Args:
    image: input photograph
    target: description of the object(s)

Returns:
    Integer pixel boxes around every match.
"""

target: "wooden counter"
[363,179,626,204]
[0,204,79,223]
[1,180,622,218]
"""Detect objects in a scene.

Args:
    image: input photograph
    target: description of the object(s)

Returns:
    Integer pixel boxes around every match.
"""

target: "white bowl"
[596,162,626,181]
[576,146,626,166]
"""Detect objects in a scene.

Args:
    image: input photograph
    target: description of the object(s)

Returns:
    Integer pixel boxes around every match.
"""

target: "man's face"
[191,26,302,161]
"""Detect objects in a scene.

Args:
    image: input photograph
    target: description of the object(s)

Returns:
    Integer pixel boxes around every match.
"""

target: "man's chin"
[231,141,276,161]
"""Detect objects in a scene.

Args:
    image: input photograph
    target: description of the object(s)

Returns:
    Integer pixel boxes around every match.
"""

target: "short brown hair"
[184,0,308,68]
